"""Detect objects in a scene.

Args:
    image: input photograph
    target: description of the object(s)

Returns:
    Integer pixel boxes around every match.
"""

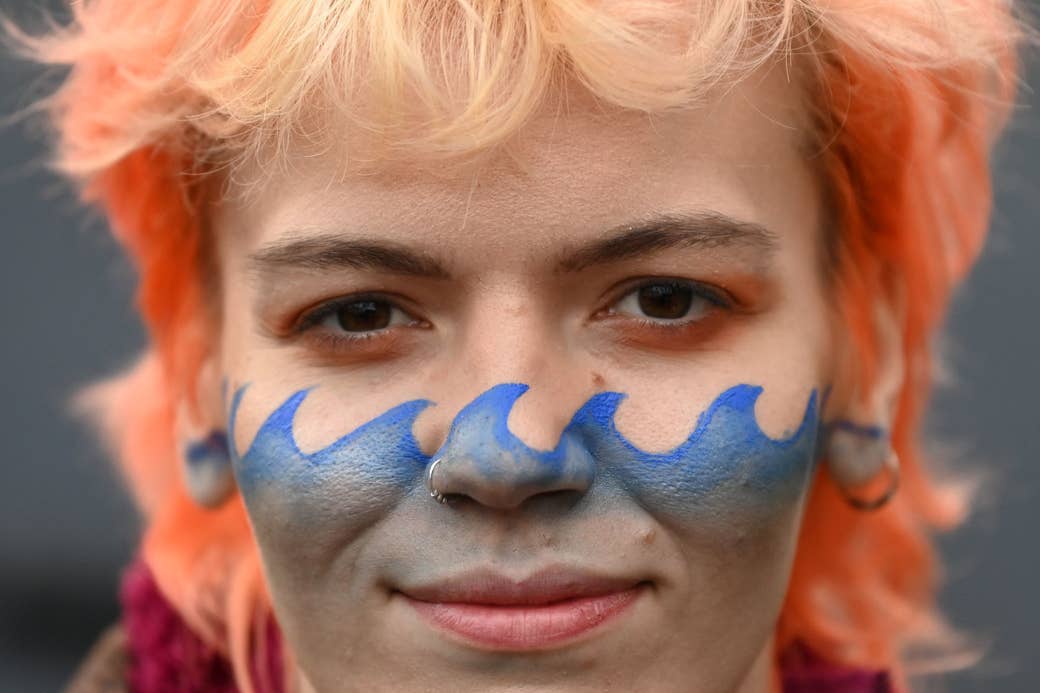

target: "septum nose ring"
[426,458,449,504]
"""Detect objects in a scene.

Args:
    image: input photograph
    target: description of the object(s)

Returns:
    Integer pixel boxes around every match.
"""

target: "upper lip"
[398,567,644,606]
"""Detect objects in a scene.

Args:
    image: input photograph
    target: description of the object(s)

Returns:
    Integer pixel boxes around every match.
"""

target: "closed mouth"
[397,567,648,651]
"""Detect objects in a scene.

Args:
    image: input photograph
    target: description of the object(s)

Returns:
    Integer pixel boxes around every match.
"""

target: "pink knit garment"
[781,643,893,693]
[120,559,890,692]
[121,560,282,693]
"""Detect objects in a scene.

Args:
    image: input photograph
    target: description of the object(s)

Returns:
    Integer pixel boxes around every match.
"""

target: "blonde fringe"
[2,0,1023,184]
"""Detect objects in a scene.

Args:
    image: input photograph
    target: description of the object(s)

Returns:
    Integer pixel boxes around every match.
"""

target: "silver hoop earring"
[835,448,901,512]
[426,457,449,504]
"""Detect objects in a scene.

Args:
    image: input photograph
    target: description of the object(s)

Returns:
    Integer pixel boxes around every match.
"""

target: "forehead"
[215,63,817,257]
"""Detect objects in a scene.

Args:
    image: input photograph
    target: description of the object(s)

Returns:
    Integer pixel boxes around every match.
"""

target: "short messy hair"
[3,1,1026,690]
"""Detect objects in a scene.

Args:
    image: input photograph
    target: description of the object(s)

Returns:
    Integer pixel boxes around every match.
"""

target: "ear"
[823,291,905,496]
[175,355,235,508]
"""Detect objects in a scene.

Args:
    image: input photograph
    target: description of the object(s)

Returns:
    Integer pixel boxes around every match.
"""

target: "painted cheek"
[570,385,820,526]
[228,386,433,563]
[228,382,819,561]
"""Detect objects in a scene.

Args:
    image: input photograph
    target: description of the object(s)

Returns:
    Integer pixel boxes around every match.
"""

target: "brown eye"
[300,295,418,337]
[636,283,694,319]
[335,299,393,332]
[611,280,722,324]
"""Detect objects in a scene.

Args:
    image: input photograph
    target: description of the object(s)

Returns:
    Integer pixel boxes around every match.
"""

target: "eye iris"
[637,283,694,319]
[335,300,392,331]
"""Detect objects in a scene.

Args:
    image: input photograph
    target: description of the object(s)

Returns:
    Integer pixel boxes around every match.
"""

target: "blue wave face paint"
[228,386,434,532]
[231,380,821,686]
[573,385,819,518]
[229,382,819,529]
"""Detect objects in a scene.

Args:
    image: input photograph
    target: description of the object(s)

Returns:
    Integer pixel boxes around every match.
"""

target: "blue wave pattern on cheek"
[569,385,819,513]
[228,383,818,512]
[228,386,433,489]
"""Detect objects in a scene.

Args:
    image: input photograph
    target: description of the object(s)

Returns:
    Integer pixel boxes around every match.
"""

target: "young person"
[5,1,1026,691]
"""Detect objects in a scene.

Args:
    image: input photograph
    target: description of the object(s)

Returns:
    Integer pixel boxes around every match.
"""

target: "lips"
[398,568,646,651]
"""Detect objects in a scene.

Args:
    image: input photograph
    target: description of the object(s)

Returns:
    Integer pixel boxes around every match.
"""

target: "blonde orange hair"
[3,1,1026,690]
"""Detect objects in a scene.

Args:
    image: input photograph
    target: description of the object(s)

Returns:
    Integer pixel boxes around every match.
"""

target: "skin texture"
[206,64,852,692]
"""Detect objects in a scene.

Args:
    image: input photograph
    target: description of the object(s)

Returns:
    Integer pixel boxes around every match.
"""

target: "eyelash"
[598,278,733,326]
[292,279,734,351]
[294,293,425,340]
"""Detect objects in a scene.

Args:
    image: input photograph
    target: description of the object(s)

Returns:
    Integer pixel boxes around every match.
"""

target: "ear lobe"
[175,356,236,508]
[182,428,235,508]
[823,293,905,506]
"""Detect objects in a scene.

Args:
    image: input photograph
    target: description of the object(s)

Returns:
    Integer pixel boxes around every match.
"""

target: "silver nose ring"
[426,457,449,504]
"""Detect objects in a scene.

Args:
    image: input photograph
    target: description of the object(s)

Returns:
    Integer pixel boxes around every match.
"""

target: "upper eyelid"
[607,277,734,310]
[294,293,416,332]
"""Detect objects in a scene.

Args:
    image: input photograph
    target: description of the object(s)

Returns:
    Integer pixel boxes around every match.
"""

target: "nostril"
[425,452,595,510]
[432,487,585,512]
[424,384,598,510]
[527,488,589,511]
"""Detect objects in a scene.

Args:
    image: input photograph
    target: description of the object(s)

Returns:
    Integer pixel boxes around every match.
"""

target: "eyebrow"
[555,211,778,273]
[248,236,451,280]
[248,210,778,282]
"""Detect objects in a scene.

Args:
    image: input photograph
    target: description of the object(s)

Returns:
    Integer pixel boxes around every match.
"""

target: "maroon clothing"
[781,645,893,693]
[68,560,892,692]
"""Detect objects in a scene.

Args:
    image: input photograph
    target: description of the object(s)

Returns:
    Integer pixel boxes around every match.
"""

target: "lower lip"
[404,586,643,651]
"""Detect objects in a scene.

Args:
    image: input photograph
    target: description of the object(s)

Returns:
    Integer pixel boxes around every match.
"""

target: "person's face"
[212,64,831,692]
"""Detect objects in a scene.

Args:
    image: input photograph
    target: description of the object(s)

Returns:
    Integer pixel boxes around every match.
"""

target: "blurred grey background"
[0,1,1037,691]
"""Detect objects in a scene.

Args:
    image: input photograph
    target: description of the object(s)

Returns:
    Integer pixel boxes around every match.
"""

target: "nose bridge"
[434,283,585,449]
[429,384,596,509]
[457,285,552,386]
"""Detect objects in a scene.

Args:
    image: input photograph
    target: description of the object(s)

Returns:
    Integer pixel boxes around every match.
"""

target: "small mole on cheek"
[640,528,656,546]
[591,371,606,389]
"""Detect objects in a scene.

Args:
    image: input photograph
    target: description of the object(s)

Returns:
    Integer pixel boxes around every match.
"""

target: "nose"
[428,383,596,509]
